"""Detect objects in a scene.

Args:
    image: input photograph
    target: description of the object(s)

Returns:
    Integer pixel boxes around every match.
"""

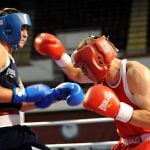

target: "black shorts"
[0,125,50,150]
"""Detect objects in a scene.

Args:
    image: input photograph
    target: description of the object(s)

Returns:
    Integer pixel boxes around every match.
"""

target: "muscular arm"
[0,46,13,103]
[127,61,150,128]
[34,33,93,84]
[0,86,13,103]
[0,46,36,111]
[62,63,93,83]
[0,82,36,112]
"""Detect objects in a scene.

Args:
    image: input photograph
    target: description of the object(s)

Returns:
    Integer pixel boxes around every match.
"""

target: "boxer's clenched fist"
[34,33,65,59]
[83,84,133,123]
[34,33,72,67]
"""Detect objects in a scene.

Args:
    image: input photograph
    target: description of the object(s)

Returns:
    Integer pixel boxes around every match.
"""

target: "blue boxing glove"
[12,84,53,106]
[51,82,84,106]
[34,82,84,108]
[13,82,83,108]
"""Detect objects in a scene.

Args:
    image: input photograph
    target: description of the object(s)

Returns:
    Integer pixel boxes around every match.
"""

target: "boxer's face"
[18,26,29,48]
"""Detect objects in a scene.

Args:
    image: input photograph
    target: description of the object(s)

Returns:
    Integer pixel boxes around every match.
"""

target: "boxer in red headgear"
[35,33,150,150]
[72,35,118,83]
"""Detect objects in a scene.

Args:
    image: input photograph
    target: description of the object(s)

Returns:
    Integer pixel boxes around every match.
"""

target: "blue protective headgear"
[0,12,32,49]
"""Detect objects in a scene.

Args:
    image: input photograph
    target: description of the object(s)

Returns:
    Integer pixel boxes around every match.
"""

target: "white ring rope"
[46,141,118,148]
[20,114,117,149]
[22,117,114,127]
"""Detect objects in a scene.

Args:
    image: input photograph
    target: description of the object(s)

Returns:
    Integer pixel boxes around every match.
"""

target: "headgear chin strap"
[72,35,118,83]
[0,12,32,49]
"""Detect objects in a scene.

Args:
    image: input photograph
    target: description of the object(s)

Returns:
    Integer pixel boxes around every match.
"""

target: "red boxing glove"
[83,84,133,123]
[34,33,71,67]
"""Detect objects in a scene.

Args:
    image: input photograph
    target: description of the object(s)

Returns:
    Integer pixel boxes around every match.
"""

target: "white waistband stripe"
[0,114,20,127]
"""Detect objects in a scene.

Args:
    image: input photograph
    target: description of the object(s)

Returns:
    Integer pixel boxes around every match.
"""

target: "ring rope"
[46,141,118,148]
[20,114,117,148]
[22,117,114,127]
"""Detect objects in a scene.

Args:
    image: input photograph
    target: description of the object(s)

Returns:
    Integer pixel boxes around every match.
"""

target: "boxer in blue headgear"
[0,8,84,150]
[0,7,50,150]
[0,8,32,49]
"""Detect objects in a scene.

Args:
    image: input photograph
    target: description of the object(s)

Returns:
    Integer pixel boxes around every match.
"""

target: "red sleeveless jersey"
[105,59,150,138]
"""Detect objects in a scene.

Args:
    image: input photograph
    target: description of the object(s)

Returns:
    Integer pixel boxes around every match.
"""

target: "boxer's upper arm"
[0,46,9,72]
[127,61,150,110]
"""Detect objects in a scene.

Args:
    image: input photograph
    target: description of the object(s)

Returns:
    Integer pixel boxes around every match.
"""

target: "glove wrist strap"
[55,53,72,68]
[13,88,26,103]
[115,102,133,123]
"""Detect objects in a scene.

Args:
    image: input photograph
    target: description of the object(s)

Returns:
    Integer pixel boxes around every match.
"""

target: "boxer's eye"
[81,64,88,76]
[98,56,104,64]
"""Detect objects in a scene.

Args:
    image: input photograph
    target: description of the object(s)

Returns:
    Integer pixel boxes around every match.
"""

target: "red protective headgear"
[72,35,118,83]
